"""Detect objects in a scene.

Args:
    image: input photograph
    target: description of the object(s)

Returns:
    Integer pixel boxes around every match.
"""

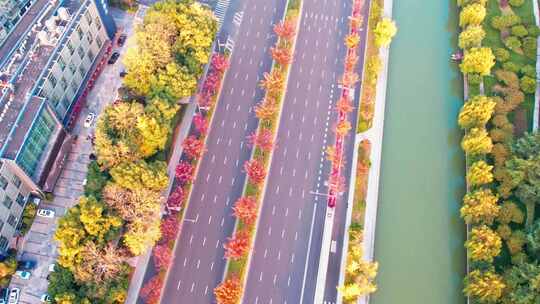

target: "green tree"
[502,262,540,304]
[520,76,536,94]
[109,160,168,191]
[84,161,109,199]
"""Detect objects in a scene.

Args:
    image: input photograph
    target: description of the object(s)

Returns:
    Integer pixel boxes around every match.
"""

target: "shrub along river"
[370,0,466,303]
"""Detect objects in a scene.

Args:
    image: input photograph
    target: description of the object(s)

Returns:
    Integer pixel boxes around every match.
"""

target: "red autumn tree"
[175,161,194,183]
[255,100,278,121]
[260,69,284,93]
[203,73,220,94]
[270,46,292,66]
[336,97,354,113]
[340,71,359,88]
[182,135,205,159]
[214,277,241,304]
[344,54,359,72]
[140,275,163,304]
[244,159,266,185]
[193,113,208,135]
[247,129,274,152]
[211,53,230,74]
[153,244,172,271]
[335,120,352,137]
[167,186,184,211]
[160,216,180,241]
[232,196,257,224]
[224,231,250,260]
[274,19,296,41]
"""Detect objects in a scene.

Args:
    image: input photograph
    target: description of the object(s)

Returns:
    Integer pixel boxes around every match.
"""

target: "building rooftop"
[0,0,83,156]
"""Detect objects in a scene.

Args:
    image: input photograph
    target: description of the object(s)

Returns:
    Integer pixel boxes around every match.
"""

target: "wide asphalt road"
[159,1,287,303]
[242,0,360,303]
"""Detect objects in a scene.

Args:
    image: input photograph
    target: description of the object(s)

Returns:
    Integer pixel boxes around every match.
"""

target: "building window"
[0,236,7,251]
[70,80,78,92]
[0,220,3,232]
[87,49,94,61]
[15,194,24,207]
[78,66,86,78]
[86,32,93,45]
[11,175,20,188]
[0,176,7,190]
[77,46,84,59]
[3,197,12,209]
[60,77,68,90]
[95,17,101,31]
[76,26,83,40]
[7,215,16,227]
[96,36,102,48]
[67,40,75,55]
[85,11,92,25]
[61,97,71,110]
[68,62,76,74]
[48,74,57,87]
[58,56,66,71]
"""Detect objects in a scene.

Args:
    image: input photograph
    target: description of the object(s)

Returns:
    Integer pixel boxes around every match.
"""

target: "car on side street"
[117,34,127,46]
[7,288,18,304]
[108,52,120,64]
[14,270,30,280]
[37,209,55,218]
[16,260,36,270]
[40,294,51,303]
[83,113,95,128]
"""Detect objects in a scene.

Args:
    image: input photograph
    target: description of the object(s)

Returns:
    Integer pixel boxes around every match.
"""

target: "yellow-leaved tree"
[461,127,493,155]
[460,47,495,76]
[459,3,486,28]
[464,269,504,303]
[460,188,499,224]
[109,160,168,192]
[373,18,397,48]
[467,160,494,186]
[465,225,502,262]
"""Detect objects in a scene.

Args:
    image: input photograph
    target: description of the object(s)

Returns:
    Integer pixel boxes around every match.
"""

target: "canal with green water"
[370,1,466,303]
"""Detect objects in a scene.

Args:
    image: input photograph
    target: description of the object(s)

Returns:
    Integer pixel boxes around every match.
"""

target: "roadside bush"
[520,76,537,94]
[469,73,482,85]
[504,36,522,51]
[493,48,510,62]
[502,61,523,73]
[509,0,524,7]
[520,65,536,78]
[511,25,528,37]
[460,4,486,28]
[522,37,537,58]
[491,14,521,30]
[459,25,485,49]
[527,25,540,37]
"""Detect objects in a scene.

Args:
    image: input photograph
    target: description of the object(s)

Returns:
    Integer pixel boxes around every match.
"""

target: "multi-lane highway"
[158,1,287,302]
[241,0,368,303]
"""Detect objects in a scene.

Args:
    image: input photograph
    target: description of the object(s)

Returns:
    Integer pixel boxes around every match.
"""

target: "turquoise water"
[370,1,466,303]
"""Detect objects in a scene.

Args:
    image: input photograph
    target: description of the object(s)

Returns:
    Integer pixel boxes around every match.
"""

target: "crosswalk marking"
[214,0,230,28]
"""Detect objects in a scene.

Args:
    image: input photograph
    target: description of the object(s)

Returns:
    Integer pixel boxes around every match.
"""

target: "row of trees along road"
[48,1,217,303]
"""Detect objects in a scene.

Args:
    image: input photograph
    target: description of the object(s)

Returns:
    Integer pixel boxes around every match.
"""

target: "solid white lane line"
[202,237,206,247]
[288,276,291,286]
[221,218,224,227]
[183,258,187,267]
[300,203,318,303]
[273,274,277,285]
[259,272,263,282]
[190,282,195,293]
[189,235,194,246]
[204,285,208,295]
[177,280,182,290]
[291,253,295,264]
[299,210,302,219]
[295,232,298,241]
[196,259,200,269]
[210,262,214,270]
[281,229,285,239]
[216,240,220,248]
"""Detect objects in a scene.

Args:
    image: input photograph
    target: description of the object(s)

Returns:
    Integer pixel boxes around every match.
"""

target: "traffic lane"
[160,0,287,302]
[323,0,371,301]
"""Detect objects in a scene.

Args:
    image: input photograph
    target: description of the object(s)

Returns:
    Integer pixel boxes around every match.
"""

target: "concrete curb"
[532,0,539,131]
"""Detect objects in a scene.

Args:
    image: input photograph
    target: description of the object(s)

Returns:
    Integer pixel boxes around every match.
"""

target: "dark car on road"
[107,52,120,64]
[0,288,8,304]
[17,260,36,270]
[117,34,127,47]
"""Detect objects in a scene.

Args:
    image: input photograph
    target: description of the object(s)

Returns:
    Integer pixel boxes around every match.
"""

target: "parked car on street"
[108,52,120,64]
[84,112,95,128]
[37,209,55,218]
[16,260,36,270]
[117,34,127,46]
[40,294,51,303]
[0,288,8,304]
[7,288,18,304]
[14,271,30,280]
[48,263,55,272]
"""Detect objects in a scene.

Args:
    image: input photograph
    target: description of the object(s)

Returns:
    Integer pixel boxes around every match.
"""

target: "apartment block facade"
[0,0,116,253]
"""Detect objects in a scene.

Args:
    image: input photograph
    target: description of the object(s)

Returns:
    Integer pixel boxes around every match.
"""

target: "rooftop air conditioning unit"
[58,7,70,21]
[45,18,57,32]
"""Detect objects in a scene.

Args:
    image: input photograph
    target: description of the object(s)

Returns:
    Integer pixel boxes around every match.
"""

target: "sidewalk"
[334,0,394,303]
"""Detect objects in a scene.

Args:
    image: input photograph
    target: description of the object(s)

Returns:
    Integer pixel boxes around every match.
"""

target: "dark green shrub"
[502,61,522,73]
[494,48,510,62]
[84,161,110,200]
[511,25,528,37]
[520,76,537,94]
[504,36,522,51]
[509,0,524,7]
[520,65,536,78]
